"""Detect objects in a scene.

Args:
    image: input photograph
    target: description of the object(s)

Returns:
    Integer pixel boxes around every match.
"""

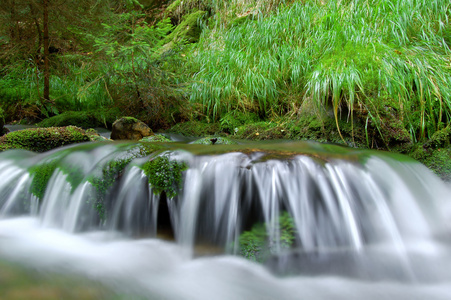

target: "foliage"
[94,10,188,129]
[238,211,296,262]
[168,120,220,136]
[37,109,120,129]
[0,126,90,152]
[141,154,188,198]
[189,0,451,142]
[87,144,163,220]
[219,111,259,134]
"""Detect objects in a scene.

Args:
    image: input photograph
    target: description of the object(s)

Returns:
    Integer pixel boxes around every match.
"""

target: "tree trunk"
[43,0,50,103]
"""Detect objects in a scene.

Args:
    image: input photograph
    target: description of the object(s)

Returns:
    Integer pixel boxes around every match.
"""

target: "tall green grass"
[189,0,451,140]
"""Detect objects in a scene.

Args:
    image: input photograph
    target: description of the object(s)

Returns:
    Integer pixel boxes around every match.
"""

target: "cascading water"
[0,141,450,299]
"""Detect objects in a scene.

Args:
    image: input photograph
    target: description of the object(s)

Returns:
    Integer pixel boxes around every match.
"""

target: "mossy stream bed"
[0,260,142,300]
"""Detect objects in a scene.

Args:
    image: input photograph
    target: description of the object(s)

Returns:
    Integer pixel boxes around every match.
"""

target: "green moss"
[408,126,451,181]
[140,134,172,142]
[163,10,207,44]
[0,126,91,153]
[220,111,260,134]
[166,0,182,15]
[424,126,450,149]
[141,154,188,198]
[37,108,120,129]
[29,161,59,200]
[237,212,296,262]
[191,136,237,145]
[87,144,164,220]
[120,116,139,124]
[168,120,220,137]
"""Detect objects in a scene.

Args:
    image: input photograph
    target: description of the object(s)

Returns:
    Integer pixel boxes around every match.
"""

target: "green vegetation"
[0,0,450,177]
[37,109,121,129]
[237,211,296,262]
[140,134,172,142]
[140,154,188,198]
[0,126,90,152]
[87,144,163,220]
[190,0,451,143]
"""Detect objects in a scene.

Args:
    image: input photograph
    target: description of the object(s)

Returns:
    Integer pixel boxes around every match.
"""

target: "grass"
[188,0,451,141]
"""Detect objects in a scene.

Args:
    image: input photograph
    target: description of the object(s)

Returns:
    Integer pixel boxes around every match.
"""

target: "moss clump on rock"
[87,144,164,220]
[141,154,188,198]
[192,136,237,145]
[409,126,451,181]
[140,134,172,142]
[163,10,207,46]
[0,126,91,152]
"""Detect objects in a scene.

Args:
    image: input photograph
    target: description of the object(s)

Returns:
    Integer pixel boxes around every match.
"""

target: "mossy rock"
[110,117,153,140]
[0,126,91,153]
[423,126,451,149]
[85,128,111,142]
[37,109,120,129]
[163,10,207,46]
[140,134,172,142]
[409,130,451,181]
[191,136,238,145]
[140,154,188,198]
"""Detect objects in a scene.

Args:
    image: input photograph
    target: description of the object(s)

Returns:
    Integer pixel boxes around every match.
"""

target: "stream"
[0,140,450,299]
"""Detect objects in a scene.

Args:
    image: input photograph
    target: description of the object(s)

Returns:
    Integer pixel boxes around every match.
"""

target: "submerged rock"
[110,117,153,140]
[140,134,172,142]
[191,136,238,145]
[0,126,91,152]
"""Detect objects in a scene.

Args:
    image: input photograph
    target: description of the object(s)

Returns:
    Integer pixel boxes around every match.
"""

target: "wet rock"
[191,136,237,145]
[110,117,153,140]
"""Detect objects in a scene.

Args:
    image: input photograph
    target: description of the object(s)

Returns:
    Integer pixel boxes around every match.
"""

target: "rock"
[191,136,238,145]
[85,128,111,142]
[140,134,172,142]
[110,117,153,140]
[0,126,91,152]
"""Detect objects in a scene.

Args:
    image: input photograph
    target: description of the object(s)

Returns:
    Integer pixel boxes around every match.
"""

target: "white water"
[0,143,450,299]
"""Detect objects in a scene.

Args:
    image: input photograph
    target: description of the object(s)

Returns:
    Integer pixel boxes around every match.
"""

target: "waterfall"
[0,141,450,299]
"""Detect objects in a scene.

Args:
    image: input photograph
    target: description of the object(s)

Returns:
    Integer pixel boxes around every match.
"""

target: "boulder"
[0,126,90,152]
[110,117,153,140]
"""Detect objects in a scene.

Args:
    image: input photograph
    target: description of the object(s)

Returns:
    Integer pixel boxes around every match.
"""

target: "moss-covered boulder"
[140,134,172,142]
[162,10,207,48]
[191,136,238,145]
[409,126,451,181]
[0,126,91,152]
[110,117,153,140]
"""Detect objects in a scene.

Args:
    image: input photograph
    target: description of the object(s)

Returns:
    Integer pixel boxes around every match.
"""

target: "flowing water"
[0,140,450,299]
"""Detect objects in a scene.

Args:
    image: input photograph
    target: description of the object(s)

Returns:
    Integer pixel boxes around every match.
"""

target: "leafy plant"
[238,211,296,261]
[141,154,188,198]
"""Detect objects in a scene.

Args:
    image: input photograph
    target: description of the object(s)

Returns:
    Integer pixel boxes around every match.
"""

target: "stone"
[110,117,153,140]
